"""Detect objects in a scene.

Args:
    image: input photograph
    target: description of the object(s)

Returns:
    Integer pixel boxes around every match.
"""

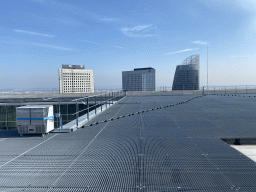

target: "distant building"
[172,55,199,90]
[59,64,94,93]
[122,67,155,91]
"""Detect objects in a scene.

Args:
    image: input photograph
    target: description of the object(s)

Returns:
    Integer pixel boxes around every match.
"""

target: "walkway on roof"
[0,94,256,191]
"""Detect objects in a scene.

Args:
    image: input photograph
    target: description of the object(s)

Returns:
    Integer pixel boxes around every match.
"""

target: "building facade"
[122,68,155,91]
[59,64,94,93]
[172,55,200,90]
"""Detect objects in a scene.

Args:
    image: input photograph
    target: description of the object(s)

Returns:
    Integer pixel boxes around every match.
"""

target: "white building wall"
[59,68,94,93]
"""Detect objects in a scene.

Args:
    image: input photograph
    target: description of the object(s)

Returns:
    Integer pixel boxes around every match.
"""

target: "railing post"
[76,101,78,128]
[235,86,237,94]
[109,92,110,107]
[87,97,89,121]
[203,86,204,95]
[67,103,68,126]
[101,94,102,111]
[246,85,247,94]
[214,86,215,94]
[95,96,97,115]
[60,114,63,129]
[112,92,114,104]
[59,102,61,129]
[225,86,226,94]
[182,85,184,95]
[5,105,8,130]
[105,93,107,109]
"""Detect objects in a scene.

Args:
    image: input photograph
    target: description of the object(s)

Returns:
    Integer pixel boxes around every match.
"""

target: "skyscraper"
[122,67,156,91]
[172,55,200,90]
[59,64,94,93]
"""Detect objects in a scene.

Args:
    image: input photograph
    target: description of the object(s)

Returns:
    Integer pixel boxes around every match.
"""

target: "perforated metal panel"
[1,94,256,191]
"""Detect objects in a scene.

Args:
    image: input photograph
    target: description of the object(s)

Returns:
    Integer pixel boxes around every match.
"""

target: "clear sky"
[1,0,255,90]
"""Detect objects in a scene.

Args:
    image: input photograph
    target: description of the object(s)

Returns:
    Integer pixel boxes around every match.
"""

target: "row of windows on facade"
[124,82,154,84]
[63,77,91,79]
[130,81,154,84]
[63,89,92,92]
[130,79,154,81]
[123,86,149,88]
[130,82,154,84]
[63,87,91,90]
[129,84,154,86]
[123,76,154,78]
[63,82,91,85]
[129,73,154,75]
[123,79,154,82]
[63,81,91,83]
[128,74,154,76]
[123,77,154,79]
[62,73,91,76]
[122,74,154,76]
[63,89,92,93]
[63,77,91,81]
[122,77,154,79]
[63,84,92,88]
[123,82,154,84]
[63,87,92,90]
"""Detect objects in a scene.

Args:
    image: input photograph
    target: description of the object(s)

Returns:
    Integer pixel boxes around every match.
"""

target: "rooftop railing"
[0,89,122,98]
[202,85,256,95]
[0,90,126,130]
[157,85,256,95]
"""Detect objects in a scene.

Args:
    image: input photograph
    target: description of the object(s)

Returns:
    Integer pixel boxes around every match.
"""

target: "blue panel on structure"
[17,116,54,120]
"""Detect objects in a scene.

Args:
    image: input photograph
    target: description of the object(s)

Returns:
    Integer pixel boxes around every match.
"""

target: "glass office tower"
[122,68,156,91]
[172,55,200,90]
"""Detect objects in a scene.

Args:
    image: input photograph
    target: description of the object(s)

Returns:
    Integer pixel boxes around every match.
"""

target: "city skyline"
[1,0,256,90]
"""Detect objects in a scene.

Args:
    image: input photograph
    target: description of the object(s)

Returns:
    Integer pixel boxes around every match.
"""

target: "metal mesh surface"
[1,94,256,191]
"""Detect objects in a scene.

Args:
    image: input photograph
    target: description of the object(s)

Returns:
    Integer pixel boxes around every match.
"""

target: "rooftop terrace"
[0,93,256,191]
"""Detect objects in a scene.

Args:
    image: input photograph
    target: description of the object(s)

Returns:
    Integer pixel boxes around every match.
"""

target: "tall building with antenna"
[172,55,200,90]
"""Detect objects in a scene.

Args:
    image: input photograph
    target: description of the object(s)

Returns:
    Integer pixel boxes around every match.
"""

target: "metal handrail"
[71,91,123,115]
[0,89,126,129]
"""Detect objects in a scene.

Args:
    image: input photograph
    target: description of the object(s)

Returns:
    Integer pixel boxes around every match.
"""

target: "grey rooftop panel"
[1,94,256,190]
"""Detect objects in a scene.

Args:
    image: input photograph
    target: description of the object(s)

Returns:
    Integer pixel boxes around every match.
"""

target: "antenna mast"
[207,46,208,90]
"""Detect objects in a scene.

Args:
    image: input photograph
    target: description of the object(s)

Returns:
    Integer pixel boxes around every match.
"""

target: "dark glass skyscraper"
[172,55,200,90]
[122,68,155,91]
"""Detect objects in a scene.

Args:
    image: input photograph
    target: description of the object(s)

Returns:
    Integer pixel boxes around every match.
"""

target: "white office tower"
[59,64,94,93]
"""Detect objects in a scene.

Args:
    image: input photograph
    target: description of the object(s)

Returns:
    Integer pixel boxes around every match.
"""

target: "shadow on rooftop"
[0,129,48,138]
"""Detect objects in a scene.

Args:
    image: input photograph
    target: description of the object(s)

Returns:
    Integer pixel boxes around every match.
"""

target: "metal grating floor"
[1,94,256,191]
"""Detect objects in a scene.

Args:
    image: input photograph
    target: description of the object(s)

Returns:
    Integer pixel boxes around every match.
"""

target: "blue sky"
[1,0,255,90]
